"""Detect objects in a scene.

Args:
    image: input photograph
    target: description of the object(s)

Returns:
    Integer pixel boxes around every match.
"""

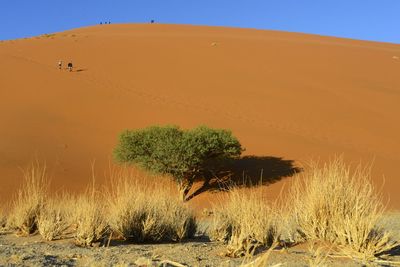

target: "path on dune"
[0,24,399,209]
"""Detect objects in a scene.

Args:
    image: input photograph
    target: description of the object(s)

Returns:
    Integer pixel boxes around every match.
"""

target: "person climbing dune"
[58,60,63,70]
[67,62,73,72]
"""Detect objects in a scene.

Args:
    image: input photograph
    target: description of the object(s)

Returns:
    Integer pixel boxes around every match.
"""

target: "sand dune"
[0,24,399,209]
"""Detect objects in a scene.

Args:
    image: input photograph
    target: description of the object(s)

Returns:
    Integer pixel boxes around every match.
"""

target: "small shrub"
[74,189,109,247]
[287,158,398,261]
[114,125,243,200]
[107,170,196,242]
[7,163,48,236]
[210,186,280,257]
[41,33,56,38]
[0,208,7,230]
[37,196,71,241]
[239,242,280,267]
[307,242,329,267]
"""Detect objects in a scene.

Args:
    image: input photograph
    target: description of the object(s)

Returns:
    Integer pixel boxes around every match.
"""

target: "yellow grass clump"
[0,208,7,230]
[7,163,48,236]
[287,157,398,261]
[239,242,281,267]
[106,169,196,242]
[73,188,109,247]
[5,163,197,246]
[210,186,280,257]
[37,195,72,241]
[307,242,330,267]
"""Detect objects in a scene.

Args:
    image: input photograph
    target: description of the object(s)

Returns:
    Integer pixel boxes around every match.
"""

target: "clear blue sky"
[1,0,400,43]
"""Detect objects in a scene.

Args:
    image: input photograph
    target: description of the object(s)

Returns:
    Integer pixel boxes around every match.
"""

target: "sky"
[1,1,400,43]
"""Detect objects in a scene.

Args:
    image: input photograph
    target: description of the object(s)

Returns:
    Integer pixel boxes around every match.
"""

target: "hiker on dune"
[67,62,73,72]
[58,60,63,70]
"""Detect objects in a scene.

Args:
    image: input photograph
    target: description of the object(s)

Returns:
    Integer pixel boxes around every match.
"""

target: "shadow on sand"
[186,156,302,201]
[75,68,88,72]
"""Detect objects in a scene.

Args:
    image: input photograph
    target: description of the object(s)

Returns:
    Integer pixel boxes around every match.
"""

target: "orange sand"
[0,24,399,209]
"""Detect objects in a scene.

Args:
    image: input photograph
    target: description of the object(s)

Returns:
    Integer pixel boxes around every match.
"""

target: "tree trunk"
[177,179,194,201]
[185,178,211,201]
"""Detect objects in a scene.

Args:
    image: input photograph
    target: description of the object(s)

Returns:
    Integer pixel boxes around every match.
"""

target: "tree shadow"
[186,156,302,201]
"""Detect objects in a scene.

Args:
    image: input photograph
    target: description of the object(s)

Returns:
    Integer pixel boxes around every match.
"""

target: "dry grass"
[0,208,6,224]
[210,186,280,257]
[37,195,72,241]
[240,242,281,267]
[106,169,196,242]
[307,242,329,267]
[5,164,196,246]
[7,163,48,236]
[0,208,7,230]
[5,156,397,266]
[287,157,398,261]
[73,187,109,247]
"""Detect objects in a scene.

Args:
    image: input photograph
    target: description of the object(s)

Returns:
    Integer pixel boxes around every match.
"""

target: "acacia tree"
[114,125,243,201]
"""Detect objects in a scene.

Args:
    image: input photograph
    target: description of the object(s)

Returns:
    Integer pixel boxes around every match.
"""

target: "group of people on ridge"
[58,60,73,72]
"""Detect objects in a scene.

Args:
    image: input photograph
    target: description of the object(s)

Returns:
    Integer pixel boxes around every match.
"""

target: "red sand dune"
[1,24,399,209]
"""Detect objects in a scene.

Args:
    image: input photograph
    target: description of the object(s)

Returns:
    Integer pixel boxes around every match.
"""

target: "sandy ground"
[1,215,399,267]
[0,24,400,210]
[0,235,359,267]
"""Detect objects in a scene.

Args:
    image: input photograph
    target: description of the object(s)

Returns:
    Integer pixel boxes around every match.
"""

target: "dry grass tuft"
[240,242,281,267]
[37,195,72,241]
[307,242,329,267]
[0,208,7,231]
[6,164,196,246]
[210,186,280,257]
[0,209,6,225]
[107,169,196,242]
[7,163,48,236]
[73,187,109,247]
[287,157,398,261]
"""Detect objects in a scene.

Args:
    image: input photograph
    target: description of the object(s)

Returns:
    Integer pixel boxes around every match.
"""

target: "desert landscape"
[1,24,400,266]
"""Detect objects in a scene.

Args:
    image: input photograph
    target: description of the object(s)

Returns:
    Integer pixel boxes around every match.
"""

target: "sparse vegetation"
[5,163,198,247]
[41,33,56,38]
[2,157,399,265]
[114,125,243,200]
[7,163,48,236]
[73,188,109,247]
[287,158,398,261]
[210,186,280,257]
[107,169,196,242]
[239,242,281,267]
[209,157,399,263]
[307,242,329,267]
[37,196,71,241]
[0,208,7,230]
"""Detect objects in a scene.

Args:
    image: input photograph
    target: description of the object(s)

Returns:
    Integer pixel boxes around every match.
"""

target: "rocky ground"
[0,215,399,267]
[0,233,355,267]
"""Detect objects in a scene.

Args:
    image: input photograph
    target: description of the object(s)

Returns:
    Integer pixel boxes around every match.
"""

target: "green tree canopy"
[114,125,244,200]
